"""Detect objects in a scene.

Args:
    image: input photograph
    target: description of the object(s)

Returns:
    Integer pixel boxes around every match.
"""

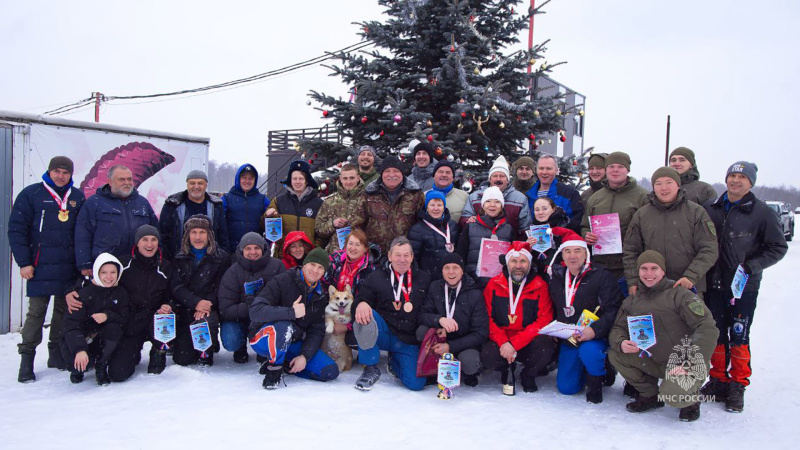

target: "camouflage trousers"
[609,349,705,408]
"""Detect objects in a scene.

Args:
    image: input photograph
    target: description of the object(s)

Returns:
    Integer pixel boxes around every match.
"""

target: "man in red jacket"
[481,241,555,394]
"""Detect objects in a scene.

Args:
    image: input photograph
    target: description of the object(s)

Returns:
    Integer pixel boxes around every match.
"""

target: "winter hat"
[48,156,74,175]
[669,147,696,168]
[379,155,405,174]
[240,164,258,176]
[512,156,536,174]
[186,170,208,182]
[282,160,319,190]
[637,249,666,273]
[358,145,380,162]
[604,152,631,171]
[303,248,330,271]
[135,224,161,244]
[726,161,757,186]
[587,153,607,168]
[92,252,123,287]
[181,214,217,255]
[651,167,682,187]
[546,228,588,276]
[440,252,464,269]
[481,186,505,208]
[433,159,455,177]
[488,155,510,179]
[505,241,533,266]
[413,142,435,162]
[425,190,447,209]
[237,231,267,252]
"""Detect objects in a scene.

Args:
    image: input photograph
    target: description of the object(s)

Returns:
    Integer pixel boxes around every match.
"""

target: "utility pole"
[93,92,103,123]
[527,0,536,76]
[664,115,671,166]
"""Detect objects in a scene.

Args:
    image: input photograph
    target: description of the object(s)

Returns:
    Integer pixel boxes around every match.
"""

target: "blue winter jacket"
[75,185,158,270]
[7,173,86,296]
[222,163,269,252]
[526,178,585,232]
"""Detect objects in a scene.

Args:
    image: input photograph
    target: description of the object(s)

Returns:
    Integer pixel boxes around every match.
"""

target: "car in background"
[767,201,794,241]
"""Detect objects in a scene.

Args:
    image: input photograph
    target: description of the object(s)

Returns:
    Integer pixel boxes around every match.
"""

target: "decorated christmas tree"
[299,0,587,187]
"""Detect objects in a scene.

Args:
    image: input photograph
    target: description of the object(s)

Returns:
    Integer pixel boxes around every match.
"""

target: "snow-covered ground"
[1,242,797,449]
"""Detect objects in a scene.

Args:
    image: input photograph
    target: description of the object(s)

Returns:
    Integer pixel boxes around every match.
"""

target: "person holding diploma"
[456,186,515,286]
[408,190,460,280]
[623,167,718,299]
[481,242,554,394]
[700,162,787,413]
[249,248,339,389]
[546,235,621,403]
[262,160,323,259]
[417,253,489,387]
[580,152,649,282]
[608,250,718,422]
[315,164,367,253]
[527,197,569,275]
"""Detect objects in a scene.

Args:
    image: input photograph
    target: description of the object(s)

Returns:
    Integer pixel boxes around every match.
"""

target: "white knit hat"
[488,155,510,179]
[481,186,505,208]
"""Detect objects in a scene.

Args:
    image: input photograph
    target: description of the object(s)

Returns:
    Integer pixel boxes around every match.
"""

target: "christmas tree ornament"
[469,15,475,22]
[459,98,466,103]
[499,122,505,129]
[533,110,540,117]
[456,158,462,164]
[320,182,327,191]
[466,138,472,145]
[484,146,489,152]
[461,112,467,118]
[380,130,385,136]
[350,115,356,121]
[491,105,498,112]
[541,61,548,70]
[528,134,536,141]
[393,114,402,122]
[487,87,493,93]
[533,143,539,149]
[447,154,455,162]
[529,58,536,65]
[579,110,585,116]
[435,147,443,156]
[361,116,368,124]
[473,104,480,110]
[322,110,330,117]
[457,123,463,129]
[572,160,578,165]
[427,120,432,126]
[555,109,562,116]
[393,122,398,127]
[473,67,480,75]
[427,135,434,142]
[560,135,567,142]
[450,45,455,52]
[306,100,311,106]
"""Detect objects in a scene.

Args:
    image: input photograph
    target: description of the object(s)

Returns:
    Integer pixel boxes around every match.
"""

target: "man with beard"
[511,156,537,194]
[356,145,380,186]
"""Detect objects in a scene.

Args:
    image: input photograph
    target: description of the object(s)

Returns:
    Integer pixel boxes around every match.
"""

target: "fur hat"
[637,249,666,273]
[605,152,631,171]
[481,186,505,208]
[488,155,510,179]
[48,156,74,175]
[181,214,217,255]
[651,167,682,187]
[237,231,267,252]
[303,248,330,271]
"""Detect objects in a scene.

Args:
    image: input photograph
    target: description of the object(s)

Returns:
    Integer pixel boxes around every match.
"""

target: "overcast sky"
[2,0,798,187]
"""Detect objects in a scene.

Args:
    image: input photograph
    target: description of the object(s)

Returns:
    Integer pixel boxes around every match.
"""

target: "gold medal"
[508,314,517,324]
[393,301,402,311]
[58,210,69,222]
[403,302,414,313]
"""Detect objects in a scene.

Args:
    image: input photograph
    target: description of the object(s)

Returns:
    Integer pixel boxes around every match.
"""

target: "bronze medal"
[393,301,402,311]
[403,302,413,313]
[58,210,69,222]
[508,314,517,324]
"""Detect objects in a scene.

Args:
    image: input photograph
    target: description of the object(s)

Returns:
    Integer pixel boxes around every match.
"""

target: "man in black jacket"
[417,253,488,387]
[700,161,787,413]
[159,170,230,260]
[169,215,230,367]
[218,232,285,364]
[352,237,431,391]
[249,248,339,389]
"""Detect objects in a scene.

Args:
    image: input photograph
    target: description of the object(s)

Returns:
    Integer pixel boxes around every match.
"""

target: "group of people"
[9,143,787,423]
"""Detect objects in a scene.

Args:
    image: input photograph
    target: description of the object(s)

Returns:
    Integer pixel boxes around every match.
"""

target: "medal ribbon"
[42,182,71,213]
[507,275,527,317]
[564,265,589,310]
[475,215,506,236]
[423,220,451,246]
[390,266,412,306]
[444,281,462,320]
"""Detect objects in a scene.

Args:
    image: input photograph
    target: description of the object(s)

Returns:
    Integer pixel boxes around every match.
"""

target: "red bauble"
[435,147,443,156]
[560,135,567,143]
[450,45,455,52]
[308,159,314,164]
[427,135,434,142]
[528,134,536,141]
[461,112,467,118]
[322,110,329,117]
[379,130,385,137]
[572,160,578,165]
[361,116,368,124]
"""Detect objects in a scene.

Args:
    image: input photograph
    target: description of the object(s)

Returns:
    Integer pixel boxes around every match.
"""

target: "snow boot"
[520,366,538,393]
[387,359,398,378]
[725,381,745,413]
[623,382,638,398]
[585,374,604,404]
[679,402,701,422]
[502,363,517,396]
[147,347,167,375]
[463,373,479,387]
[603,357,617,386]
[700,378,728,402]
[198,352,214,367]
[262,364,285,390]
[355,364,381,391]
[95,363,111,386]
[233,348,249,364]
[70,369,84,384]
[625,394,664,413]
[18,353,36,383]
[47,343,66,371]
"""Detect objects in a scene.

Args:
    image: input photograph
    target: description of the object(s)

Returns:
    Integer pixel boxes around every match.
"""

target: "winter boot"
[387,359,398,378]
[603,357,617,387]
[462,373,479,387]
[18,353,36,383]
[625,394,665,413]
[233,348,249,364]
[585,374,604,404]
[679,402,701,422]
[94,339,118,386]
[95,363,111,386]
[700,378,728,402]
[623,382,638,398]
[70,369,84,384]
[262,364,285,390]
[47,343,66,371]
[520,366,538,393]
[198,352,214,367]
[147,347,167,375]
[355,364,381,391]
[502,363,517,395]
[725,381,745,413]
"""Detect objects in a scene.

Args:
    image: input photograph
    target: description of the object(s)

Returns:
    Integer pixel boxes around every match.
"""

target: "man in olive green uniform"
[609,250,719,422]
[623,167,718,298]
[668,147,717,206]
[580,153,607,204]
[357,145,380,186]
[581,152,649,283]
[315,164,367,253]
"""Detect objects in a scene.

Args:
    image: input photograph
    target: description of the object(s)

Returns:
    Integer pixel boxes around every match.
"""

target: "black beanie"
[135,225,161,244]
[48,156,74,174]
[440,252,464,269]
[433,159,455,176]
[379,155,404,174]
[413,142,435,161]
